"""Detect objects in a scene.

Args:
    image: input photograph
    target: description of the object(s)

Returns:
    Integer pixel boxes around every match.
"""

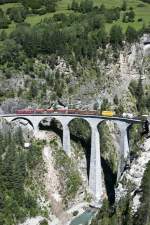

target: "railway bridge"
[0,113,143,206]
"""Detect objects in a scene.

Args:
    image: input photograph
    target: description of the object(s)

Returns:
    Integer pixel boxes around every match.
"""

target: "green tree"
[122,13,127,23]
[127,9,135,22]
[129,80,138,96]
[15,126,24,146]
[126,26,137,43]
[40,220,48,225]
[21,0,42,9]
[79,0,93,13]
[7,7,27,23]
[71,0,79,11]
[101,98,111,111]
[21,0,57,12]
[110,25,123,48]
[43,0,57,12]
[134,162,150,225]
[136,77,144,113]
[121,0,127,11]
[28,81,38,99]
[0,39,26,67]
[0,30,7,41]
[114,94,119,105]
[0,9,10,29]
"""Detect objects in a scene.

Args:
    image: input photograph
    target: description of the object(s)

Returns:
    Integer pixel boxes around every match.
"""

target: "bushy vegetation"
[0,0,17,4]
[128,124,142,160]
[6,6,27,22]
[0,125,45,225]
[0,0,148,104]
[91,195,133,225]
[99,122,117,173]
[69,118,91,142]
[51,140,81,206]
[39,219,48,225]
[128,78,150,114]
[0,9,144,72]
[91,162,150,225]
[134,161,150,225]
[0,8,10,28]
[21,0,58,14]
[141,0,150,3]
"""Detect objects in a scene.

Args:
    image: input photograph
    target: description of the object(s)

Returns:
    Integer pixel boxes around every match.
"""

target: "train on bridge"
[16,108,113,116]
[15,108,145,119]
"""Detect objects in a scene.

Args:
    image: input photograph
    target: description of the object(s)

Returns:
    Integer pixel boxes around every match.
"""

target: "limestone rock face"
[0,35,149,112]
[0,98,28,113]
[115,138,150,213]
[143,33,150,56]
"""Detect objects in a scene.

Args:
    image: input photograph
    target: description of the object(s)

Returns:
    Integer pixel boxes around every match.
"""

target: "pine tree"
[0,30,7,41]
[110,25,123,48]
[128,9,135,22]
[126,26,137,43]
[121,0,127,11]
[71,0,79,11]
[15,127,24,146]
[136,77,144,113]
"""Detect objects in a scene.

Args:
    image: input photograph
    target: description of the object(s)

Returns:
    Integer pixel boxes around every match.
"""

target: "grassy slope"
[0,0,150,33]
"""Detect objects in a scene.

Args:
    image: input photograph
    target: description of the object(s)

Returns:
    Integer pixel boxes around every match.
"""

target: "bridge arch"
[11,117,34,129]
[38,116,63,138]
[128,123,142,162]
[97,120,121,204]
[68,117,92,179]
[38,116,74,154]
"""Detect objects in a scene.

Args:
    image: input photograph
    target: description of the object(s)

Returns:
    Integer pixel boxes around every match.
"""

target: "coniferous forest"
[0,127,45,225]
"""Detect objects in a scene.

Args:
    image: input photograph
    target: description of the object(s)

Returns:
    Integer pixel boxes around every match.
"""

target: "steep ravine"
[90,135,150,225]
[116,137,150,213]
[16,119,129,225]
[18,127,91,225]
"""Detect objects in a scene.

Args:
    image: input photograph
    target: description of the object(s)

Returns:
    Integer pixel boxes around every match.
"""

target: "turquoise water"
[70,210,95,225]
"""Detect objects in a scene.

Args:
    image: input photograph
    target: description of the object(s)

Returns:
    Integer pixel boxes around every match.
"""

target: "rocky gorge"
[0,16,150,224]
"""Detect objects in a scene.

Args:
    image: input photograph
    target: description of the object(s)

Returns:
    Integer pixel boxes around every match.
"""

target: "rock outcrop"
[115,137,150,213]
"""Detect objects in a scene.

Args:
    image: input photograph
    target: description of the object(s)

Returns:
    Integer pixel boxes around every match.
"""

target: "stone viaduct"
[0,114,143,206]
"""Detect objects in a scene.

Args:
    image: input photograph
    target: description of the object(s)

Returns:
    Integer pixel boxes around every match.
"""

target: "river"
[70,209,96,225]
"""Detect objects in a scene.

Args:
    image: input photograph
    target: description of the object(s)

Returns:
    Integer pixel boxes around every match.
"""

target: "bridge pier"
[55,116,73,156]
[117,122,130,180]
[123,129,130,160]
[86,118,104,205]
[33,123,40,137]
[62,123,71,156]
[29,116,42,137]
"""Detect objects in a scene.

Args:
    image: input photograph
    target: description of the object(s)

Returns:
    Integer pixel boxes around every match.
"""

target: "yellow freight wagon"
[101,111,115,117]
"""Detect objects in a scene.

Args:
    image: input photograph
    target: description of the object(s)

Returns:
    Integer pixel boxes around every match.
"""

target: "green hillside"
[58,0,150,30]
[0,0,150,33]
